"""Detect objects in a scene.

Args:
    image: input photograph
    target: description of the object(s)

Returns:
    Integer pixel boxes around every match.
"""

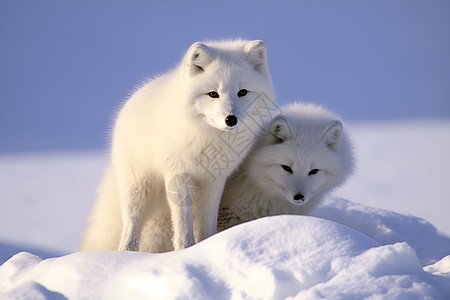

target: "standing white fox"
[80,39,276,251]
[122,103,355,252]
[218,102,354,231]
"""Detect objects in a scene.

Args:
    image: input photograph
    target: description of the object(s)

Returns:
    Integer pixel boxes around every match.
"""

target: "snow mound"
[1,215,449,299]
[311,197,450,265]
[424,256,450,278]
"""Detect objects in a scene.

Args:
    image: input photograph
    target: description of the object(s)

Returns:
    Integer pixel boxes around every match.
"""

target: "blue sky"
[1,0,449,152]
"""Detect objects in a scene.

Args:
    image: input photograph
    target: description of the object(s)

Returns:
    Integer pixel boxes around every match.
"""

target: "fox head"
[182,39,274,131]
[249,103,354,206]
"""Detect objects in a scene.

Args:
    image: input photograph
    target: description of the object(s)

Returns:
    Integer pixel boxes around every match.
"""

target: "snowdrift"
[311,197,450,266]
[1,198,449,299]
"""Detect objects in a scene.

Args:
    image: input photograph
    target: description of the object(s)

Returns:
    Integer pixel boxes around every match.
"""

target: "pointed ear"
[186,42,213,76]
[262,115,292,145]
[322,120,343,150]
[245,40,267,73]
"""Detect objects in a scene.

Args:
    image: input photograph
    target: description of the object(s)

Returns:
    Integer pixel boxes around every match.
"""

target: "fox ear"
[245,40,267,73]
[264,115,291,144]
[322,120,343,150]
[186,42,213,76]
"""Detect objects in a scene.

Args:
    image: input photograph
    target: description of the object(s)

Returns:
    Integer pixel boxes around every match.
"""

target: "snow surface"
[0,120,450,298]
[0,152,107,256]
[1,216,449,299]
[335,120,450,237]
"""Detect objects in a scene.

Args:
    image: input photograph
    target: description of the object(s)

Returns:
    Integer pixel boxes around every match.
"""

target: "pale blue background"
[1,0,449,152]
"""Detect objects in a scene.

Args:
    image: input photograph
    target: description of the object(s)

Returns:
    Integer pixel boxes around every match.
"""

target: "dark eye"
[308,169,319,176]
[281,165,293,174]
[237,89,248,97]
[208,91,219,98]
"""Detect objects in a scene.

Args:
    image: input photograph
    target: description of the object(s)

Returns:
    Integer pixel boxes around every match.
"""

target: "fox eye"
[281,165,293,174]
[237,89,248,97]
[208,91,219,98]
[308,169,319,176]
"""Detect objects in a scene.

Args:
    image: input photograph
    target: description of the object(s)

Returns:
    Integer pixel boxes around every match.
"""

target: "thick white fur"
[80,39,275,251]
[218,102,355,231]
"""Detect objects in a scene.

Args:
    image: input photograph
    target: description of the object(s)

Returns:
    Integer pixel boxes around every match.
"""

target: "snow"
[336,120,450,236]
[311,197,450,266]
[424,256,450,278]
[2,216,449,299]
[0,152,107,255]
[1,120,450,298]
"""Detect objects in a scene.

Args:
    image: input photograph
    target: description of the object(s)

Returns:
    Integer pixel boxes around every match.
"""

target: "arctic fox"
[122,103,354,252]
[217,102,354,231]
[80,39,276,251]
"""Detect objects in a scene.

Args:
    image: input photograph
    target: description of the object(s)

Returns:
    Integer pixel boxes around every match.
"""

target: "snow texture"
[1,215,449,299]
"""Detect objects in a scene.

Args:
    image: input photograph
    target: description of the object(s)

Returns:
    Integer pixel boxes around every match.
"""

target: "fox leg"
[166,173,197,250]
[117,167,148,251]
[194,178,226,242]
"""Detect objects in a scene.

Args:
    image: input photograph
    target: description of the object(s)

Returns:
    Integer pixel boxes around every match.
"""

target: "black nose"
[225,115,238,127]
[294,193,304,201]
